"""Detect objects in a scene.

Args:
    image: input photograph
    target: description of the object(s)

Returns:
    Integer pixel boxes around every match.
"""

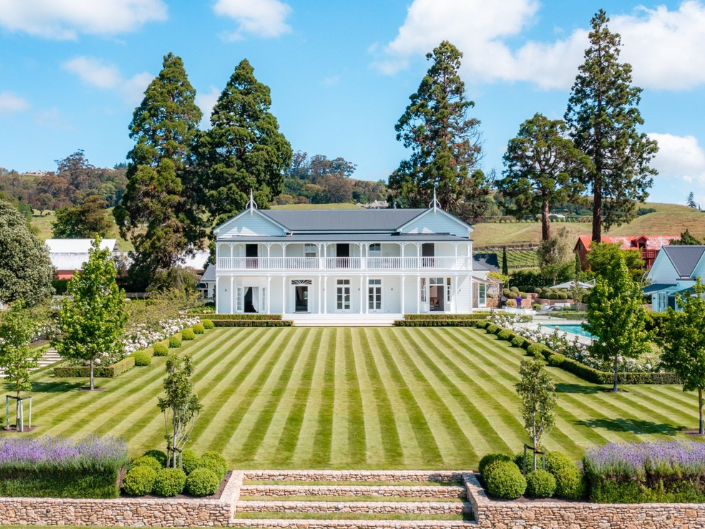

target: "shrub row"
[203,314,283,321]
[213,320,293,327]
[54,357,135,379]
[403,313,492,321]
[394,319,481,327]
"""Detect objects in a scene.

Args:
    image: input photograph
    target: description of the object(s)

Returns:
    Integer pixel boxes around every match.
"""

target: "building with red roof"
[574,235,678,270]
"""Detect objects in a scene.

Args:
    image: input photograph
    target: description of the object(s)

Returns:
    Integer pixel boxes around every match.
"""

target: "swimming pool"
[550,324,596,339]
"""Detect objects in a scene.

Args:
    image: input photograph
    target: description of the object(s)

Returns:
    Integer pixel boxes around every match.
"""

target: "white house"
[45,238,119,279]
[213,196,478,323]
[644,245,705,311]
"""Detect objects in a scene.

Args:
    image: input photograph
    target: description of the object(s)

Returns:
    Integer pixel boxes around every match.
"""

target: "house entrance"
[295,286,309,312]
[429,277,445,312]
[246,244,258,269]
[337,279,351,311]
[368,278,382,312]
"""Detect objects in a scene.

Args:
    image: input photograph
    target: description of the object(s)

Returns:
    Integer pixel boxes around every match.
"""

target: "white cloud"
[214,0,292,40]
[33,107,72,130]
[62,56,151,104]
[323,75,340,87]
[196,86,221,128]
[0,91,30,115]
[0,0,167,40]
[649,133,705,182]
[375,0,705,91]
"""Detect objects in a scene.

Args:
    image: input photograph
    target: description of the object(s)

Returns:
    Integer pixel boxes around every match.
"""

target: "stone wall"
[465,472,705,529]
[240,484,465,499]
[242,470,466,483]
[236,500,470,515]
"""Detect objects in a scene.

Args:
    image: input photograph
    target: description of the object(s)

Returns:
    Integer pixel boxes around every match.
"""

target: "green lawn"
[20,327,695,469]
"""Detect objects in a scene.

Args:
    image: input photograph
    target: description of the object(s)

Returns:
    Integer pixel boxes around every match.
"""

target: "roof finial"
[246,188,258,215]
[430,183,441,212]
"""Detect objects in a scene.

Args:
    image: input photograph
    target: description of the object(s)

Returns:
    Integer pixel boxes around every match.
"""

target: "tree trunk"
[592,176,602,243]
[15,399,22,432]
[613,355,619,392]
[541,197,551,242]
[699,388,704,435]
[90,358,94,391]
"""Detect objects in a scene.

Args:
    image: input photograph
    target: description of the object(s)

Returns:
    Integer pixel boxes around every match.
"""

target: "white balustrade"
[217,255,470,271]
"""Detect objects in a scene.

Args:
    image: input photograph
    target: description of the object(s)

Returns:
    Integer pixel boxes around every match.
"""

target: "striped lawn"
[18,327,696,469]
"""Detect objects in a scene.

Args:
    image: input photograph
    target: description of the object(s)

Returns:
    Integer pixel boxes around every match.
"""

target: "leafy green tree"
[54,237,127,390]
[158,354,202,468]
[0,200,54,306]
[114,53,204,278]
[388,41,484,214]
[497,113,587,241]
[537,227,573,284]
[53,195,112,238]
[502,247,509,276]
[574,252,582,277]
[670,229,701,246]
[565,10,659,242]
[16,201,33,222]
[584,257,650,391]
[586,242,644,281]
[660,279,705,434]
[517,358,556,470]
[199,59,292,226]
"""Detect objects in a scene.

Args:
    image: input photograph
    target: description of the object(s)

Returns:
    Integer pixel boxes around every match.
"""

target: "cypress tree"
[565,10,658,242]
[114,52,204,279]
[200,59,292,226]
[502,247,509,276]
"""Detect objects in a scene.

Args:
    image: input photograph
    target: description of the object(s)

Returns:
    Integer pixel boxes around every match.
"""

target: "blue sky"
[1,0,705,206]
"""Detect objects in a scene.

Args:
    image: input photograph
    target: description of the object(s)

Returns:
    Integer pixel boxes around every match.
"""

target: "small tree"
[158,354,202,468]
[660,278,705,435]
[516,358,556,470]
[670,230,701,246]
[584,257,651,391]
[501,247,509,276]
[537,227,573,284]
[587,242,644,282]
[54,237,127,390]
[686,191,699,210]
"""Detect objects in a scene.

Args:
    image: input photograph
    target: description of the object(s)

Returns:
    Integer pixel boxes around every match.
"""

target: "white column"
[324,276,327,314]
[416,275,420,314]
[454,274,459,314]
[267,276,271,314]
[416,243,421,269]
[454,243,458,269]
[318,275,322,314]
[359,276,363,314]
[215,275,220,314]
[266,243,271,269]
[230,275,234,314]
[282,276,286,315]
[401,276,405,315]
[363,275,367,314]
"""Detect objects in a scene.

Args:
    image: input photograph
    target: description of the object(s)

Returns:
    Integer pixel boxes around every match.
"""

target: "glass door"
[337,279,351,311]
[368,278,382,312]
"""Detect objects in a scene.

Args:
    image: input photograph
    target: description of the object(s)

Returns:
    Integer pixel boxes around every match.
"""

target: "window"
[446,278,451,302]
[420,278,426,302]
[369,243,381,255]
[337,279,350,285]
[368,278,382,311]
[292,279,312,285]
[479,284,486,307]
[305,244,317,258]
[429,277,444,285]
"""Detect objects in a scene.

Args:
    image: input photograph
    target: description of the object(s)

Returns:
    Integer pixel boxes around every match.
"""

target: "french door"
[368,278,382,312]
[336,279,351,311]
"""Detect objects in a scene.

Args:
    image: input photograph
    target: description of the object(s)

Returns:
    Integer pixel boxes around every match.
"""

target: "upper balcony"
[216,256,472,272]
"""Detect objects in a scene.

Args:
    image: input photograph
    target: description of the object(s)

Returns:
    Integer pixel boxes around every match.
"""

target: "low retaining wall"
[0,471,243,527]
[242,470,466,483]
[236,500,470,515]
[240,484,465,498]
[465,473,705,529]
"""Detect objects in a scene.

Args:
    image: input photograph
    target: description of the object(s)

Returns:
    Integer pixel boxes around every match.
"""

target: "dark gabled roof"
[472,253,500,272]
[215,233,469,243]
[260,209,427,232]
[661,246,705,278]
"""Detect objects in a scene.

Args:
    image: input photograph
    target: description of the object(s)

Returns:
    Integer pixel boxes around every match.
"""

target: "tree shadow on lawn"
[575,418,683,436]
[554,383,602,395]
[31,380,86,393]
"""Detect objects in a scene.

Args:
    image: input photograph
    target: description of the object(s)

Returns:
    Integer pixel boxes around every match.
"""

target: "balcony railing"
[216,256,471,271]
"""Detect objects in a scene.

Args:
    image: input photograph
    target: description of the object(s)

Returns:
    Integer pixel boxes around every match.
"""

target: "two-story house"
[212,198,477,323]
[644,245,705,311]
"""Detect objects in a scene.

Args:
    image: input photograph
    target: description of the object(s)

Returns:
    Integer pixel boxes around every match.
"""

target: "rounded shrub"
[202,319,215,329]
[545,452,584,499]
[197,451,227,480]
[513,452,527,472]
[510,287,519,294]
[143,450,167,467]
[474,320,489,329]
[123,465,157,496]
[153,468,187,497]
[532,303,542,311]
[169,334,182,348]
[498,330,512,341]
[153,343,169,356]
[478,453,512,476]
[511,336,526,348]
[486,324,499,334]
[558,292,569,300]
[503,289,512,298]
[182,328,196,341]
[547,354,565,366]
[526,470,556,498]
[132,455,162,472]
[483,461,526,499]
[527,343,547,357]
[505,299,517,308]
[185,467,219,497]
[133,350,152,366]
[192,323,205,334]
[182,448,200,475]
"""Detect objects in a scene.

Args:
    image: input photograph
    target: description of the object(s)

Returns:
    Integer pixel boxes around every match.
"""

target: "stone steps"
[240,484,466,499]
[242,470,467,483]
[0,348,62,377]
[229,520,472,528]
[237,501,471,515]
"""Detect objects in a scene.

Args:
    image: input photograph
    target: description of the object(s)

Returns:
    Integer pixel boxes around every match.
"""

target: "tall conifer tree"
[388,41,484,214]
[114,53,204,278]
[565,11,658,242]
[199,59,292,226]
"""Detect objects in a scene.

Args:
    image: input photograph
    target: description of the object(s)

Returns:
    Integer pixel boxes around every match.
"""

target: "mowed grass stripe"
[344,328,370,467]
[368,328,443,467]
[309,328,339,467]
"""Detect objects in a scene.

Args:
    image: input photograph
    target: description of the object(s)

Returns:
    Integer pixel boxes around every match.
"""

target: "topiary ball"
[132,350,152,366]
[201,319,214,330]
[153,343,169,356]
[511,336,526,348]
[484,461,526,499]
[169,334,182,348]
[185,467,219,496]
[123,466,157,496]
[182,448,200,475]
[478,453,513,476]
[545,452,584,499]
[197,451,227,480]
[153,468,187,497]
[498,330,512,341]
[192,323,205,334]
[525,470,556,498]
[547,354,565,366]
[143,450,167,467]
[527,343,547,358]
[132,455,162,472]
[182,328,196,341]
[486,324,499,334]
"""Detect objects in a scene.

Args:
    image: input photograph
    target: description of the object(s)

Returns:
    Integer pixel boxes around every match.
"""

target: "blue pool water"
[550,324,596,339]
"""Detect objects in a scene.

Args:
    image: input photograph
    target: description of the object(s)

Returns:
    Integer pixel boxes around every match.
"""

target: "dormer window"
[369,243,381,255]
[305,244,317,258]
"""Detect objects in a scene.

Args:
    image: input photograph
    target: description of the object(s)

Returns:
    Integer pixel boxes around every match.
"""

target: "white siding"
[647,253,678,284]
[399,210,470,238]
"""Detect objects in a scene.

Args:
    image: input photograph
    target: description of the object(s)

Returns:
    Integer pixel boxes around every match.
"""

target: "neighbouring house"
[198,264,216,300]
[575,235,677,270]
[45,238,119,280]
[212,196,475,323]
[645,245,705,312]
[472,253,502,308]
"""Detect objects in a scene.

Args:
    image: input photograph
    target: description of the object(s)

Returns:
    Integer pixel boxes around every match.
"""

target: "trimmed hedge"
[154,468,186,497]
[202,319,215,329]
[132,456,161,472]
[123,466,156,496]
[54,357,135,379]
[153,342,169,356]
[192,323,205,334]
[403,313,492,321]
[143,450,167,467]
[526,469,556,498]
[394,319,481,327]
[197,451,227,481]
[511,336,527,348]
[169,334,182,348]
[483,460,527,500]
[185,468,219,497]
[132,350,152,366]
[182,449,200,475]
[213,320,292,327]
[546,452,585,500]
[486,324,499,334]
[204,314,283,321]
[182,328,196,340]
[478,453,512,476]
[474,320,490,329]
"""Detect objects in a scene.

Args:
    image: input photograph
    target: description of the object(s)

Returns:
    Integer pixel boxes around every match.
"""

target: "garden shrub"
[498,330,513,341]
[474,320,489,329]
[53,357,135,378]
[169,334,182,348]
[511,336,526,348]
[532,303,542,311]
[483,461,527,499]
[478,453,512,476]
[394,319,480,327]
[526,343,548,357]
[182,449,200,475]
[192,323,205,334]
[132,455,162,472]
[143,450,167,467]
[123,466,157,496]
[510,287,519,294]
[201,319,215,329]
[505,299,517,308]
[182,328,196,340]
[525,470,556,498]
[205,314,283,321]
[153,342,169,356]
[185,468,219,496]
[547,354,566,366]
[546,452,584,499]
[213,320,292,327]
[548,292,559,300]
[197,451,227,481]
[153,468,186,497]
[132,350,152,366]
[558,292,569,300]
[486,324,499,334]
